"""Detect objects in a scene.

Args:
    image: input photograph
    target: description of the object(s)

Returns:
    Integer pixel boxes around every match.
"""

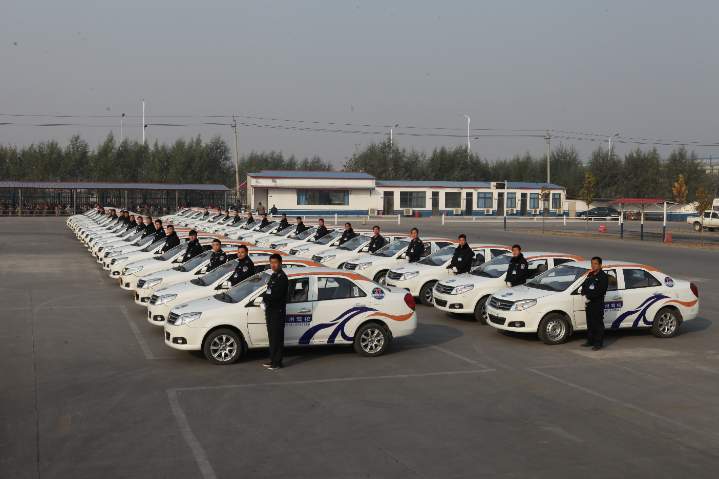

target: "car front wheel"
[420,281,436,307]
[354,322,388,357]
[374,270,388,285]
[203,328,242,365]
[693,222,702,232]
[474,296,489,325]
[537,314,569,345]
[651,308,680,338]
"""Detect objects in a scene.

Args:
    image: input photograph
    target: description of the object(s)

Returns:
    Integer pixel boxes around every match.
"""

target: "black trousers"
[585,303,605,346]
[266,310,285,367]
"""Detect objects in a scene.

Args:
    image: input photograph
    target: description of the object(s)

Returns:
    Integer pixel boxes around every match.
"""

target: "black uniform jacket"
[125,220,137,231]
[263,269,289,313]
[315,225,329,239]
[506,253,529,286]
[258,219,271,229]
[232,215,243,224]
[339,228,356,245]
[141,223,156,239]
[208,249,227,270]
[581,269,609,306]
[450,243,474,274]
[182,239,203,263]
[246,216,255,225]
[279,219,290,229]
[228,256,255,286]
[406,238,425,263]
[136,223,146,233]
[161,231,179,253]
[368,234,385,253]
[295,222,309,234]
[154,227,166,242]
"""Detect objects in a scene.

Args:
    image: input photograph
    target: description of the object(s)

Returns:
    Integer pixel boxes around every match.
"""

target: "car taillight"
[690,282,699,298]
[404,293,415,311]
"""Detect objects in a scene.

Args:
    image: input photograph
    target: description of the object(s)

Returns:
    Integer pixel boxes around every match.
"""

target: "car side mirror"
[246,297,262,307]
[571,287,581,295]
[398,253,406,259]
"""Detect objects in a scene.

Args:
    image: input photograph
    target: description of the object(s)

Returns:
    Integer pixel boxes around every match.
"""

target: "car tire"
[651,307,681,338]
[374,270,388,285]
[474,296,489,325]
[693,222,702,232]
[203,328,242,365]
[537,314,569,345]
[419,281,436,307]
[354,322,388,357]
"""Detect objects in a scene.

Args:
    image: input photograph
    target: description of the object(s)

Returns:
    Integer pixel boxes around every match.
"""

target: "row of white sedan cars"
[69,207,700,365]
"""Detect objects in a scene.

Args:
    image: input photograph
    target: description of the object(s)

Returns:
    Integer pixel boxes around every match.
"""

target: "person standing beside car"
[141,217,155,238]
[450,234,474,274]
[181,230,203,262]
[208,239,227,269]
[295,216,309,234]
[262,254,288,370]
[228,245,255,287]
[505,244,529,287]
[153,220,166,242]
[339,222,356,245]
[160,225,180,253]
[258,213,271,229]
[315,218,329,239]
[407,228,425,263]
[278,214,290,230]
[368,226,384,253]
[581,257,609,351]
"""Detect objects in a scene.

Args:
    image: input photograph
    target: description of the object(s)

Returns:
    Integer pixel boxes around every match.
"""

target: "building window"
[444,192,461,209]
[477,192,493,209]
[400,191,426,208]
[506,193,516,209]
[552,193,562,209]
[297,190,349,206]
[530,193,539,209]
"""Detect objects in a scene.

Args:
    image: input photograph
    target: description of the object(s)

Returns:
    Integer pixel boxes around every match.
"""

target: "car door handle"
[354,304,367,308]
[652,291,663,296]
[297,308,311,313]
[609,295,622,300]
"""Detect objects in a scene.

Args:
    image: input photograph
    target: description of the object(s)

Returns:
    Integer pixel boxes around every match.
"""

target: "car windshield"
[526,264,589,292]
[289,226,317,240]
[193,260,238,286]
[314,231,342,245]
[141,239,165,252]
[155,244,184,261]
[472,254,511,278]
[207,214,223,223]
[339,235,368,251]
[272,226,296,237]
[215,272,270,303]
[174,251,212,272]
[373,240,409,257]
[419,246,456,266]
[258,222,277,233]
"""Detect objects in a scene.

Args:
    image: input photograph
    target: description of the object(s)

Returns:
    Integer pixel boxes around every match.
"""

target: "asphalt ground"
[2,216,719,479]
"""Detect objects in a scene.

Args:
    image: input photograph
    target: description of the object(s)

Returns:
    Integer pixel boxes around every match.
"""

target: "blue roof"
[0,181,232,191]
[248,170,375,180]
[376,181,565,189]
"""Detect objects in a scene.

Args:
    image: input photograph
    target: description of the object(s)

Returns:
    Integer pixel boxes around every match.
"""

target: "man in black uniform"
[258,214,271,229]
[270,204,278,216]
[450,234,474,274]
[232,212,244,224]
[368,226,384,253]
[125,215,138,232]
[141,217,155,238]
[153,220,166,241]
[315,218,329,239]
[262,254,288,370]
[208,239,227,269]
[506,244,529,287]
[407,228,425,263]
[160,225,179,253]
[181,230,203,263]
[339,223,356,245]
[245,212,255,225]
[135,216,145,233]
[228,245,255,287]
[295,217,309,234]
[581,257,609,351]
[278,214,290,230]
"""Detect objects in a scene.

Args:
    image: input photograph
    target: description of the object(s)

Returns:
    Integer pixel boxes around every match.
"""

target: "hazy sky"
[2,1,718,168]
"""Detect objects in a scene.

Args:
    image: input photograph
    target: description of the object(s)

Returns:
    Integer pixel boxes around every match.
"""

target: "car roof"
[284,268,375,282]
[468,244,511,249]
[497,251,586,261]
[562,260,660,272]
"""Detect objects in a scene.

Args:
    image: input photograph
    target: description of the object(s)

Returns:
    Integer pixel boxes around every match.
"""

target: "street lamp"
[141,99,146,144]
[608,133,619,160]
[120,113,125,142]
[389,124,398,179]
[468,136,479,160]
[460,114,470,152]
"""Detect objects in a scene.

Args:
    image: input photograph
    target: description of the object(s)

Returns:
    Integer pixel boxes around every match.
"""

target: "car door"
[284,276,314,344]
[246,291,269,346]
[613,268,665,329]
[572,268,619,330]
[310,276,369,344]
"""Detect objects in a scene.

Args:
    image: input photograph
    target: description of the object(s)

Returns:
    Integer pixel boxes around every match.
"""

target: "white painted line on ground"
[120,305,156,360]
[528,367,715,439]
[167,389,217,479]
[541,426,584,443]
[406,337,490,368]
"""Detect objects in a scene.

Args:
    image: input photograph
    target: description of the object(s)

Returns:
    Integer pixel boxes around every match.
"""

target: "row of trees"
[1,133,716,200]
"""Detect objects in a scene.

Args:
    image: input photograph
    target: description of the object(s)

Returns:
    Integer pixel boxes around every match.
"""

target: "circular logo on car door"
[665,277,674,288]
[371,287,385,300]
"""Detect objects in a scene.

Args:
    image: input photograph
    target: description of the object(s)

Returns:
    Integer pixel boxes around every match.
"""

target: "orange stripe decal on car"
[369,312,414,322]
[666,299,698,308]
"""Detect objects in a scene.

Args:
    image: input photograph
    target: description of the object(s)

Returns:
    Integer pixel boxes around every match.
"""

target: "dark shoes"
[263,362,272,368]
[592,345,604,351]
[268,365,282,370]
[580,342,594,348]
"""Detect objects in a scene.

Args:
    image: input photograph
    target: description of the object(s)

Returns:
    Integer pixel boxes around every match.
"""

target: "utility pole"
[121,113,125,141]
[232,117,240,208]
[608,133,618,161]
[460,114,470,152]
[545,131,551,183]
[468,136,479,161]
[141,99,146,144]
[389,124,398,179]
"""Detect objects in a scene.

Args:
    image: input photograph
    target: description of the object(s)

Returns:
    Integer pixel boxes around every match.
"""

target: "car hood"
[490,285,560,302]
[141,269,187,281]
[156,280,204,296]
[170,295,228,315]
[438,273,502,287]
[390,263,440,274]
[126,256,169,269]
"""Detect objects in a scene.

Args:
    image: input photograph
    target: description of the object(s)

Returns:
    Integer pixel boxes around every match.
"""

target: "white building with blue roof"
[246,171,566,217]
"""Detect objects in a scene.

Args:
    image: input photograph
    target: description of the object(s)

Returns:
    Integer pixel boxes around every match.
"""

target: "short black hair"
[212,239,221,245]
[411,227,418,234]
[591,256,602,264]
[319,218,324,222]
[373,225,380,230]
[262,213,267,217]
[458,234,466,240]
[167,224,174,228]
[155,219,162,224]
[189,230,198,236]
[512,244,521,250]
[345,222,352,227]
[296,216,302,221]
[282,213,286,217]
[237,244,248,252]
[146,216,152,221]
[269,253,283,263]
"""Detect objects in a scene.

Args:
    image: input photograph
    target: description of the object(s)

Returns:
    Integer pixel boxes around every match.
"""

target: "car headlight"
[319,255,335,263]
[108,250,123,257]
[356,262,372,270]
[113,257,129,265]
[156,294,177,305]
[142,278,162,289]
[294,248,309,254]
[399,271,419,281]
[511,299,537,311]
[174,312,201,325]
[123,266,144,275]
[453,285,474,295]
[255,238,270,245]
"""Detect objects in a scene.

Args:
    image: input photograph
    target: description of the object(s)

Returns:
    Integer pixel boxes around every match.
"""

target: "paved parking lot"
[2,217,719,478]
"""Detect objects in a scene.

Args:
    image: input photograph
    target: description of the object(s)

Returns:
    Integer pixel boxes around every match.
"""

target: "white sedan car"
[433,252,586,323]
[146,257,323,325]
[485,261,700,344]
[386,244,512,306]
[310,234,412,269]
[343,238,458,284]
[164,269,418,364]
